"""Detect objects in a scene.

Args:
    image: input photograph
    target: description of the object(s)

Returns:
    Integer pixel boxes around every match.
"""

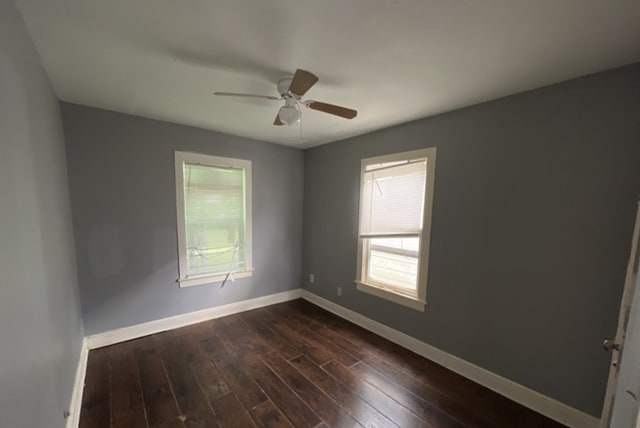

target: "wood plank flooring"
[79,299,567,428]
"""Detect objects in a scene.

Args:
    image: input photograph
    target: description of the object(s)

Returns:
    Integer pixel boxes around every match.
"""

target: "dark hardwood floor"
[79,299,566,428]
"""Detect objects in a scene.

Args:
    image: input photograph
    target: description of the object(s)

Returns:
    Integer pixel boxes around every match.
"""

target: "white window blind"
[360,160,427,237]
[175,151,252,287]
[183,162,247,277]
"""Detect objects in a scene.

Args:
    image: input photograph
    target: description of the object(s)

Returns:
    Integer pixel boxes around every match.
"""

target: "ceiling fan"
[214,69,357,126]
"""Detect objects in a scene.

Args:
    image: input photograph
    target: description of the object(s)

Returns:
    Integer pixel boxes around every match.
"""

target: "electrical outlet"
[309,273,314,284]
[337,286,342,296]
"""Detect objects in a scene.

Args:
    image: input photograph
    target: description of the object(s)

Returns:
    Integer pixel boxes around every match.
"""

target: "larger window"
[175,151,252,287]
[356,148,436,311]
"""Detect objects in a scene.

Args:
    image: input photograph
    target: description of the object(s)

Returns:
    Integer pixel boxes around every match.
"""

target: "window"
[175,151,252,287]
[356,148,436,311]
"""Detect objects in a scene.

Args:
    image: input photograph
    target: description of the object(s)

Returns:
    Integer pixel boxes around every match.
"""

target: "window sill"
[356,281,426,312]
[178,270,253,288]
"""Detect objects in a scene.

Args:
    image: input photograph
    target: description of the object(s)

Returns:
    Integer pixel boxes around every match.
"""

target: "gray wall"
[62,104,304,336]
[302,63,640,416]
[0,2,84,427]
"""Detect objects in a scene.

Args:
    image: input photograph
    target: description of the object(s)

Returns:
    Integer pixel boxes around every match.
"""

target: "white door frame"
[601,200,640,427]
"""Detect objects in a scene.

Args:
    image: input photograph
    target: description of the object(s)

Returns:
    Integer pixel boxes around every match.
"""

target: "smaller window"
[356,148,436,311]
[175,151,252,287]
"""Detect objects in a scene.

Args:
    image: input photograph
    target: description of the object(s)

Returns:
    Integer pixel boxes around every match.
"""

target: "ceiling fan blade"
[306,101,357,119]
[288,69,319,97]
[273,113,284,126]
[214,92,281,100]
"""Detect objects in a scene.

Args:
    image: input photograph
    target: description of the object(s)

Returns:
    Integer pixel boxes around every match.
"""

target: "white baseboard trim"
[301,290,599,428]
[66,338,89,428]
[85,288,302,349]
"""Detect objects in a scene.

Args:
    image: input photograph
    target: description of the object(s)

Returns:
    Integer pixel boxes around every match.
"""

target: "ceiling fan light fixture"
[278,104,301,126]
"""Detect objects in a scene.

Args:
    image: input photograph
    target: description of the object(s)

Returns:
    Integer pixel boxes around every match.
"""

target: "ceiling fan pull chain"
[299,112,303,145]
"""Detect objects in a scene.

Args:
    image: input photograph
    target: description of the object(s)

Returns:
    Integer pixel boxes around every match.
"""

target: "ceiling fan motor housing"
[277,77,294,97]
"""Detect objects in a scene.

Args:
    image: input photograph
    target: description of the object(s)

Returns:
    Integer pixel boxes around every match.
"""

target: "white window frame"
[355,147,436,311]
[175,151,253,288]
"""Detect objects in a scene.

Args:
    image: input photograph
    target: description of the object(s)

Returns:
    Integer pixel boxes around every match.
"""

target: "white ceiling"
[15,0,640,148]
